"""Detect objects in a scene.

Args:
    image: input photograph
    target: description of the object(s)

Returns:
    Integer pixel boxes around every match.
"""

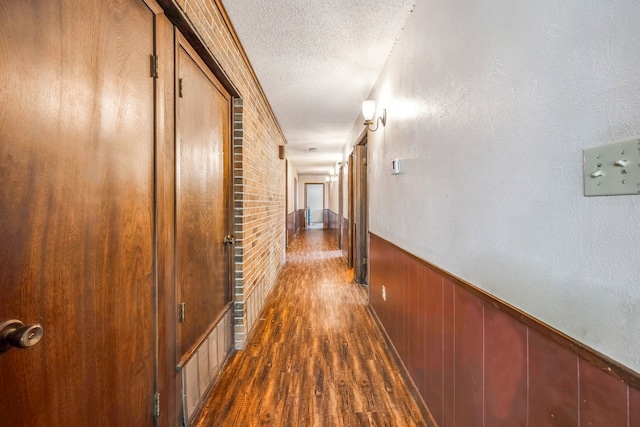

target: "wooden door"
[354,144,369,285]
[0,0,156,425]
[347,152,355,267]
[176,39,232,360]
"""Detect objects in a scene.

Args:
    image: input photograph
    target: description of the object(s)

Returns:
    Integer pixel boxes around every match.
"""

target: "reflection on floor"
[306,222,324,229]
[195,228,428,426]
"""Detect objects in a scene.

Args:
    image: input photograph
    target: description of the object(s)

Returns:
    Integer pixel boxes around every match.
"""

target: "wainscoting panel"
[453,287,483,427]
[528,327,578,425]
[341,217,349,262]
[324,209,340,245]
[579,358,627,426]
[484,304,527,427]
[631,386,640,426]
[369,233,640,426]
[287,211,295,245]
[182,309,233,424]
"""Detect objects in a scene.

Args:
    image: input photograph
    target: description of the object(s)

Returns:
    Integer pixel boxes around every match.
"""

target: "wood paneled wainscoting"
[342,216,350,264]
[287,209,306,246]
[369,233,640,427]
[325,209,341,246]
[296,208,306,231]
[287,211,296,245]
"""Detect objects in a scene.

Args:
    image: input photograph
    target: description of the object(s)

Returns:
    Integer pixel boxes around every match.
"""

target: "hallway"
[195,229,428,426]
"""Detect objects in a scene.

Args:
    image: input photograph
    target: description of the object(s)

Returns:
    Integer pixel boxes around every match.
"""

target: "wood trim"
[285,160,289,246]
[367,304,438,427]
[370,233,640,390]
[347,152,354,268]
[154,0,288,144]
[177,32,231,101]
[156,0,239,97]
[177,302,233,368]
[354,144,368,284]
[154,10,180,427]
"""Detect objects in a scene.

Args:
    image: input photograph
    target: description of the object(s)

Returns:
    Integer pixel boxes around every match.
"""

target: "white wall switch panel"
[583,137,640,196]
[391,159,401,175]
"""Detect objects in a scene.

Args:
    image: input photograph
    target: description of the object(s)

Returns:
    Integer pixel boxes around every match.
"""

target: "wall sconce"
[362,100,386,132]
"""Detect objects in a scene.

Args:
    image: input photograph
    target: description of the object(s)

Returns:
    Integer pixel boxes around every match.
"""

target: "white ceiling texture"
[222,0,416,175]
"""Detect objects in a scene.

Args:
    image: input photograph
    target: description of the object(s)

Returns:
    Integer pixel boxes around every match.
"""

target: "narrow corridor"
[195,229,428,426]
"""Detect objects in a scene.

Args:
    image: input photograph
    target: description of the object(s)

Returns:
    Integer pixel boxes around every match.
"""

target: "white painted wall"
[328,177,339,214]
[287,161,299,214]
[348,0,640,371]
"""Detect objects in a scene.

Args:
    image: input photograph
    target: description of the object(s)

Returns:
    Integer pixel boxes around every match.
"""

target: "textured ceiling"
[222,0,415,175]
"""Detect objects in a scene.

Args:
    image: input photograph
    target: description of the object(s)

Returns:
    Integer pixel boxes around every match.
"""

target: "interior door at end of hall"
[176,40,231,358]
[306,183,324,225]
[0,0,157,425]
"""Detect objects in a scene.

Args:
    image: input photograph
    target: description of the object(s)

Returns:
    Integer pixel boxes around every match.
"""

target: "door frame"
[353,129,369,285]
[304,182,326,226]
[172,31,236,424]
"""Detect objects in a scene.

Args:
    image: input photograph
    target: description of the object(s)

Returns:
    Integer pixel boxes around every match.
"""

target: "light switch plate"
[391,159,401,175]
[583,137,640,196]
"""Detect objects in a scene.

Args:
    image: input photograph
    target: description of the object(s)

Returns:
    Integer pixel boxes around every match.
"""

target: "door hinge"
[150,54,159,78]
[178,78,184,98]
[179,303,186,323]
[153,392,160,418]
[363,257,368,265]
[362,157,367,166]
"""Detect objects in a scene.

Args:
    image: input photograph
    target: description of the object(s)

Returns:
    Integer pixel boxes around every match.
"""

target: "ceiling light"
[362,100,386,132]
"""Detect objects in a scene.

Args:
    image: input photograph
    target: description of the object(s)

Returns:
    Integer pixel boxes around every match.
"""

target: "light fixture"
[362,100,386,132]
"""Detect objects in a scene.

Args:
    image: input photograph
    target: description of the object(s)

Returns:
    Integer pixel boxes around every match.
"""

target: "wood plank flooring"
[195,229,428,426]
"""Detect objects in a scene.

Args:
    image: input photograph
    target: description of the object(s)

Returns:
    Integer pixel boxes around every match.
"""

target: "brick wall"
[178,0,287,348]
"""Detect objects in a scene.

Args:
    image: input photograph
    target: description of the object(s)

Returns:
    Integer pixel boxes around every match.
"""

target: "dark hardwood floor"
[195,229,428,426]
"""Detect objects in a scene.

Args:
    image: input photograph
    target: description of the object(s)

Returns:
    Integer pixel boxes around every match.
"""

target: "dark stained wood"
[354,143,368,285]
[347,152,355,268]
[338,163,344,249]
[528,328,578,425]
[154,10,182,427]
[442,279,455,427]
[155,0,240,100]
[370,233,640,391]
[0,0,156,425]
[154,0,291,148]
[324,209,341,245]
[194,229,428,426]
[484,305,527,426]
[176,38,232,358]
[287,211,296,246]
[579,358,628,426]
[630,386,640,427]
[423,266,444,425]
[369,232,640,426]
[454,287,484,427]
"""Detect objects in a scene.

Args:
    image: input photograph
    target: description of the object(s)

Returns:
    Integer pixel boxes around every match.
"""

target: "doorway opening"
[305,183,325,229]
[351,133,368,286]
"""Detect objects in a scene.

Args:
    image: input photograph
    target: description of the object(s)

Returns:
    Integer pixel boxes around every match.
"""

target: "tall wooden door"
[354,143,369,285]
[0,0,157,425]
[176,39,232,360]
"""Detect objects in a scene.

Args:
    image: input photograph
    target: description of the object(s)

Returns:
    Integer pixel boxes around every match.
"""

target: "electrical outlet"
[382,285,386,301]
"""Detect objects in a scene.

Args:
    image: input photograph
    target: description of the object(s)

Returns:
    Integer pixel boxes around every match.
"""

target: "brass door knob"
[0,320,44,353]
